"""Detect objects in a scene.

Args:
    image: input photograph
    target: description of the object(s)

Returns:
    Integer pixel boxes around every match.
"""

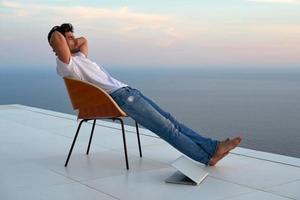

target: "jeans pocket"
[110,87,132,107]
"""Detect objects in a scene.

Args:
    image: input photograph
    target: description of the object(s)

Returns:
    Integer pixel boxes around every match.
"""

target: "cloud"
[0,1,182,47]
[0,1,21,8]
[1,0,299,68]
[248,0,300,4]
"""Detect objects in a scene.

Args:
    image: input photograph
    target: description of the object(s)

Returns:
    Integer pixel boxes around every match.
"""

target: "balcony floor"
[0,104,299,200]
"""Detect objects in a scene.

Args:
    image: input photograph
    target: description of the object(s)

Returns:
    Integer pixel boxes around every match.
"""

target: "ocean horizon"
[1,67,300,158]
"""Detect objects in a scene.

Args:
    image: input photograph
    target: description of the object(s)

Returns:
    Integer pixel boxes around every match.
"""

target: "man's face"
[64,31,76,50]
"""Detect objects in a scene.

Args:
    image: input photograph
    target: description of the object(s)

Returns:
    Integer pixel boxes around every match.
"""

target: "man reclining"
[48,23,242,166]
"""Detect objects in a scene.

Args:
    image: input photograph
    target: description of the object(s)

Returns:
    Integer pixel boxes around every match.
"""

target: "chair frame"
[63,77,142,170]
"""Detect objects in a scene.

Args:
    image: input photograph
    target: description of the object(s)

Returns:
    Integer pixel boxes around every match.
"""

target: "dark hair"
[47,23,74,42]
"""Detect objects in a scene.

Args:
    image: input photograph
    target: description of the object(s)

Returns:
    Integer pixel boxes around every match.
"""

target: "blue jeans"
[110,86,219,165]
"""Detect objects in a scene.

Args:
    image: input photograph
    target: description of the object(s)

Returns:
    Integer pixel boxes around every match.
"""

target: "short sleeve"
[56,57,73,77]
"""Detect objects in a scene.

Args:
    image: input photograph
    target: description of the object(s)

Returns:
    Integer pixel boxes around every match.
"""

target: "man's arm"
[49,31,71,64]
[70,37,88,57]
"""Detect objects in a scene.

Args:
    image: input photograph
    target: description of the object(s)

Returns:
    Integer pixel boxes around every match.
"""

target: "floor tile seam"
[13,104,138,132]
[44,166,120,200]
[51,127,134,142]
[0,104,19,108]
[111,154,171,168]
[93,144,173,165]
[27,122,161,147]
[208,175,298,199]
[13,181,83,192]
[41,155,170,181]
[45,165,166,199]
[1,165,77,190]
[109,153,173,168]
[2,122,94,147]
[0,117,163,156]
[79,165,172,183]
[3,107,145,138]
[59,130,159,153]
[66,147,137,160]
[218,189,296,200]
[0,116,76,137]
[0,107,74,122]
[264,177,300,189]
[0,116,29,126]
[36,126,115,145]
[64,123,159,140]
[0,129,88,152]
[12,105,77,119]
[5,105,160,139]
[53,181,120,200]
[78,182,120,200]
[217,190,262,200]
[68,140,139,154]
[0,108,18,111]
[135,141,172,149]
[40,131,163,157]
[38,129,80,140]
[0,119,125,151]
[48,127,128,143]
[40,148,171,177]
[105,141,167,153]
[61,121,159,139]
[230,152,300,168]
[15,106,160,138]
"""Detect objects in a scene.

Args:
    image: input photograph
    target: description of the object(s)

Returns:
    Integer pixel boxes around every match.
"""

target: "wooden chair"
[63,76,142,170]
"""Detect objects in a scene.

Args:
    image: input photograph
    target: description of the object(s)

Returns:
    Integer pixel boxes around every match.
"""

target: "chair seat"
[77,106,127,119]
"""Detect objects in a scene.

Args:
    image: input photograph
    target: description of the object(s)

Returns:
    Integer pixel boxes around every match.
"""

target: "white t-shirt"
[56,52,127,94]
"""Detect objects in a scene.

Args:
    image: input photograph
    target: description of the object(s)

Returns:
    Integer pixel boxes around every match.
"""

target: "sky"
[0,0,299,69]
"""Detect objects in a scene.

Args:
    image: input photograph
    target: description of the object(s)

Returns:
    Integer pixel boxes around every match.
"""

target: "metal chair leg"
[113,118,129,170]
[65,119,87,167]
[86,119,96,155]
[135,121,142,157]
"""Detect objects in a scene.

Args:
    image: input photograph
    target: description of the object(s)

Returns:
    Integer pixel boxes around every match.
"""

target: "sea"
[1,67,299,158]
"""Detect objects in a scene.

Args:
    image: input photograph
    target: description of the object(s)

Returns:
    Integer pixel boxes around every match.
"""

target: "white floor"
[0,104,299,200]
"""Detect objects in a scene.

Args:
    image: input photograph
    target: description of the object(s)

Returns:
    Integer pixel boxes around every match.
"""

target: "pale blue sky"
[0,0,299,69]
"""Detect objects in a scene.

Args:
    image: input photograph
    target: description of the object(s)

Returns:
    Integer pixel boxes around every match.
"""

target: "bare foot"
[208,136,242,166]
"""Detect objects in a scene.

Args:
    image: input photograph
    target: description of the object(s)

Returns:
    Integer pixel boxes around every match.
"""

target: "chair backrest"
[63,76,127,119]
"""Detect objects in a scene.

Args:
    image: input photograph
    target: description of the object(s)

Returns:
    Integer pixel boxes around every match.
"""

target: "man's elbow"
[79,37,88,57]
[81,37,88,44]
[50,31,65,45]
[84,38,88,48]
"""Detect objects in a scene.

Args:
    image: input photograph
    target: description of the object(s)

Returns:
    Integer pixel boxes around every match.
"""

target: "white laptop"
[165,156,209,185]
